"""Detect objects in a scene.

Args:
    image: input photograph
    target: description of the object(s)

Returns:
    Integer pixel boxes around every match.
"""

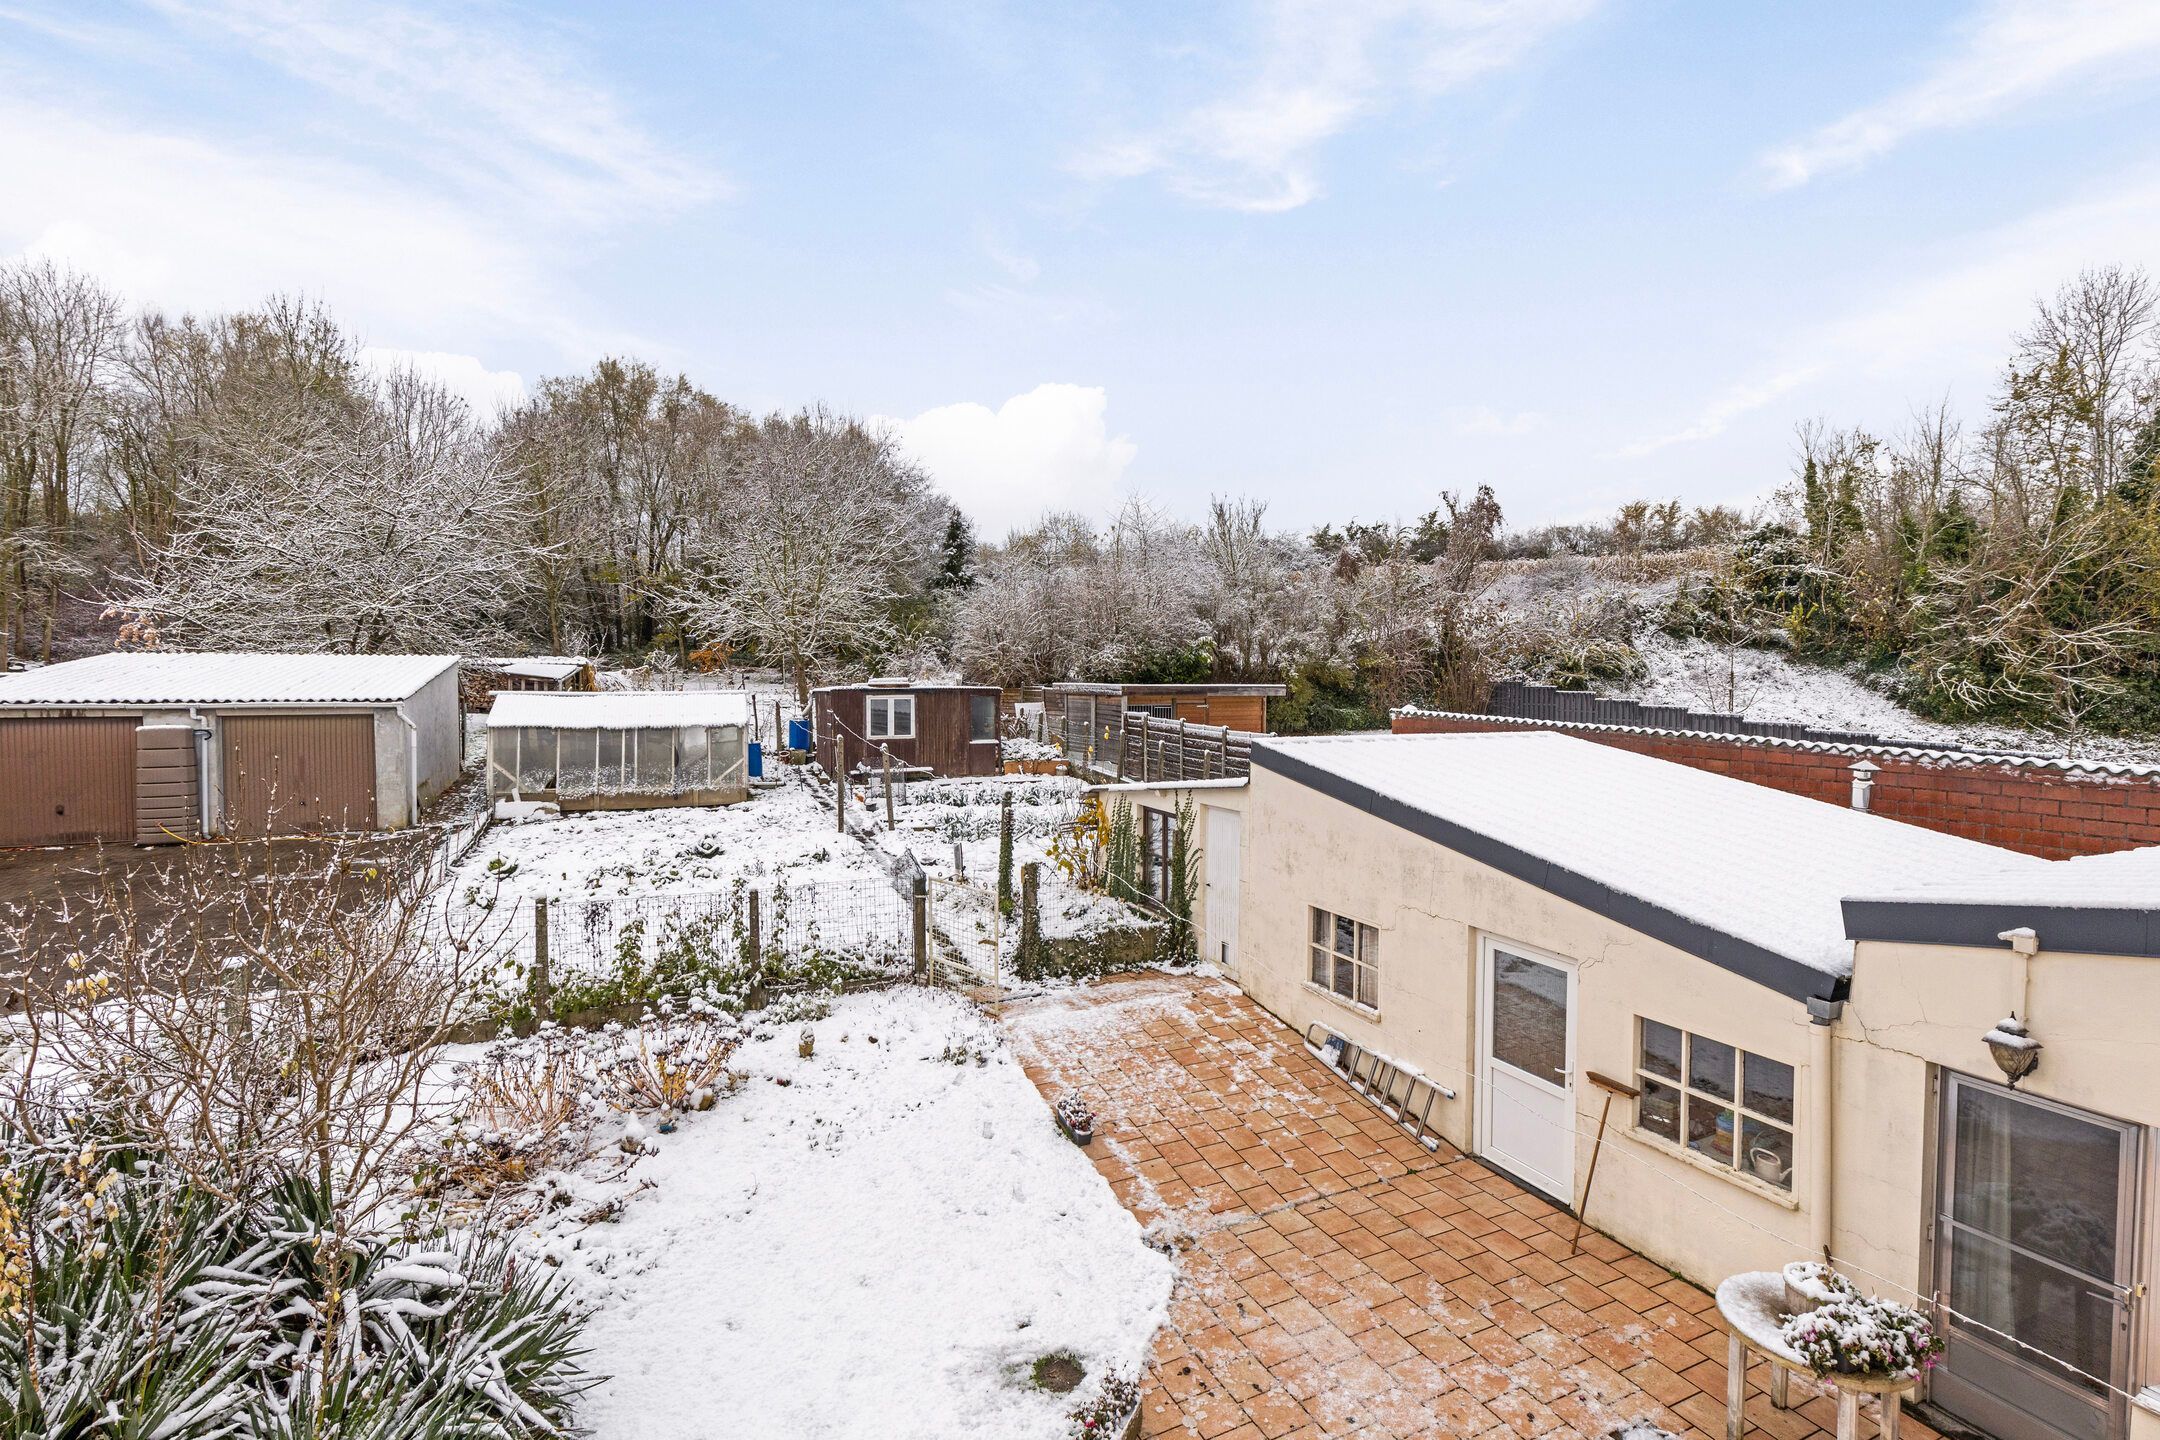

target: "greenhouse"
[485,691,753,811]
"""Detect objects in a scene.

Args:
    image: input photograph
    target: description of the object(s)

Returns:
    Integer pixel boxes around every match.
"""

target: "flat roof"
[809,682,996,694]
[0,651,457,706]
[1251,730,2043,1001]
[486,691,752,729]
[493,658,588,681]
[1844,844,2160,957]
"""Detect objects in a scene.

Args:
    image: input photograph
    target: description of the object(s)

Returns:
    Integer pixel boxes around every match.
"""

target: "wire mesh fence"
[491,875,921,1005]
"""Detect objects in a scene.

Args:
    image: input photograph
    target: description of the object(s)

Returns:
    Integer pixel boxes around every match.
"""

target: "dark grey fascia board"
[1843,899,2160,958]
[1251,745,1845,1004]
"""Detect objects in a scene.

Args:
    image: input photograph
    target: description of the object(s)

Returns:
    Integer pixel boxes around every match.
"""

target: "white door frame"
[1202,805,1241,974]
[1475,934,1579,1203]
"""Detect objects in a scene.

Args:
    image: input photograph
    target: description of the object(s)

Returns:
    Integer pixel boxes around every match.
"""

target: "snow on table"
[547,987,1170,1439]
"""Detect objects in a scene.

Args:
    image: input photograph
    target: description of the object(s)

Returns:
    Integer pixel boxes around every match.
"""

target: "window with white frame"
[1308,908,1378,1009]
[1635,1019,1794,1190]
[1138,807,1174,904]
[866,693,915,740]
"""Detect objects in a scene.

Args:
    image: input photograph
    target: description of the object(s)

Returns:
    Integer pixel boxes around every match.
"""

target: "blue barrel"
[747,741,764,778]
[786,717,811,751]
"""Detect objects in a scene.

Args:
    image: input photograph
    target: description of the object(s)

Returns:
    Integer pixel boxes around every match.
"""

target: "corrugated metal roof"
[0,652,458,706]
[485,691,752,728]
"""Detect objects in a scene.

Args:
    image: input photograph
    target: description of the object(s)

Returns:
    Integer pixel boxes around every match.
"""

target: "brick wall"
[1391,712,2160,859]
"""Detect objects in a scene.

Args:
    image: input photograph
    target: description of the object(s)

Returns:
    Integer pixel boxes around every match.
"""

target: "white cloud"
[0,91,556,335]
[881,384,1138,538]
[1446,405,1543,437]
[1758,0,2160,190]
[1074,0,1597,212]
[138,0,721,221]
[1618,165,2160,455]
[360,347,527,420]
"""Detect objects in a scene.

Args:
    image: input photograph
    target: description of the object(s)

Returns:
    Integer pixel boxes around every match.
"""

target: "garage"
[0,652,463,845]
[0,717,137,847]
[222,714,378,838]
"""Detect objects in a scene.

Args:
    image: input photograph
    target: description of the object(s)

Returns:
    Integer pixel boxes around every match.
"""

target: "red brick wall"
[1390,713,2160,859]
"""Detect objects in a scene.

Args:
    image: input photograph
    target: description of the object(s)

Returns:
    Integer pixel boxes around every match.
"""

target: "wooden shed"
[0,653,462,846]
[459,656,596,712]
[1044,682,1286,735]
[485,690,752,811]
[809,680,1003,779]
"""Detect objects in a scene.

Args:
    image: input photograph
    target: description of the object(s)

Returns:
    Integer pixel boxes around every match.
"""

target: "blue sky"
[5,1,2160,538]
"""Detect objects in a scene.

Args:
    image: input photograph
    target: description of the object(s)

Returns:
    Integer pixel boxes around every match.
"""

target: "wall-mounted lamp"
[1984,1013,2041,1087]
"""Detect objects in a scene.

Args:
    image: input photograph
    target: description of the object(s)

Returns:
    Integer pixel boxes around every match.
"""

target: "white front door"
[1203,806,1241,972]
[1478,938,1577,1203]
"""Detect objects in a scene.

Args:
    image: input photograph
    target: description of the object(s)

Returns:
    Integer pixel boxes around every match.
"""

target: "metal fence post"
[911,874,928,981]
[531,897,552,1016]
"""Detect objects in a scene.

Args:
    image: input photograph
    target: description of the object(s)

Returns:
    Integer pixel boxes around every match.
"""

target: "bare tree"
[0,259,124,666]
[674,408,943,701]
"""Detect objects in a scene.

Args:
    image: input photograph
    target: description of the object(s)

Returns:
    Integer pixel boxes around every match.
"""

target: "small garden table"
[1715,1271,1919,1440]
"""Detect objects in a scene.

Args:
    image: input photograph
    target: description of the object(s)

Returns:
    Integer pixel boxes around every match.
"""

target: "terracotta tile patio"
[1000,974,1942,1440]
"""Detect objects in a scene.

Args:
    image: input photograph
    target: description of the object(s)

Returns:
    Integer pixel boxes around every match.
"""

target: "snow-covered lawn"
[518,987,1170,1439]
[452,772,885,900]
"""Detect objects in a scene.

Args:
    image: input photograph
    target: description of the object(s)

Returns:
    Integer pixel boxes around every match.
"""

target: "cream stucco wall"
[1123,769,2160,1409]
[1125,768,1819,1288]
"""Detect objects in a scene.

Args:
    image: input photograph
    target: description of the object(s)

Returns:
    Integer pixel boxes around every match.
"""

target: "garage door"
[0,717,138,847]
[222,714,376,837]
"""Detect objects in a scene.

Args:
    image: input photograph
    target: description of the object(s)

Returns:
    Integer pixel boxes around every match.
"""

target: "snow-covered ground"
[1615,632,2160,765]
[504,987,1170,1439]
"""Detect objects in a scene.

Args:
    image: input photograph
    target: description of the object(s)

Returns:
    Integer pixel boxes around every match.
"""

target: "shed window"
[1308,907,1378,1010]
[515,728,557,790]
[969,693,997,742]
[632,729,675,791]
[558,729,599,795]
[867,694,914,739]
[1636,1019,1793,1191]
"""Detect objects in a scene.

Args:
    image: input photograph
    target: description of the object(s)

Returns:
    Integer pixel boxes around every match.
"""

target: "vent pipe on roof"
[1848,758,1880,812]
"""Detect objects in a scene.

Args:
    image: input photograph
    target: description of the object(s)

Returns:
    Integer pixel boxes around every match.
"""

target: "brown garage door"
[222,714,376,838]
[0,717,138,847]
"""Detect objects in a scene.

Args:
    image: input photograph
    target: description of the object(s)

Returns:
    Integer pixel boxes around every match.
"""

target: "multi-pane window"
[1308,908,1379,1010]
[867,694,915,739]
[969,693,998,741]
[1138,807,1174,904]
[1636,1019,1794,1191]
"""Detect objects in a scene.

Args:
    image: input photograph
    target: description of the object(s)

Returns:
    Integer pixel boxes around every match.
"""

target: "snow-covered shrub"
[442,1026,611,1195]
[599,1010,744,1115]
[1779,1293,1943,1379]
[0,1135,591,1438]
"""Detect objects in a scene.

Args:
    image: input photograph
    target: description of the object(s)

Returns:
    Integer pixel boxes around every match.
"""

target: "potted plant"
[1053,1093,1095,1146]
[1781,1259,1851,1315]
[1780,1293,1943,1381]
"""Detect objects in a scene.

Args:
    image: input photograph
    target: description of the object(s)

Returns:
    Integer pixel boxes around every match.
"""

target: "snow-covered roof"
[1855,844,2160,909]
[494,658,588,681]
[486,691,751,729]
[1843,843,2160,957]
[1252,730,2045,997]
[0,651,457,706]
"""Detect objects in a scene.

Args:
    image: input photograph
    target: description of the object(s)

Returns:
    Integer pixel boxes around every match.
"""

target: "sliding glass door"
[1932,1073,2140,1440]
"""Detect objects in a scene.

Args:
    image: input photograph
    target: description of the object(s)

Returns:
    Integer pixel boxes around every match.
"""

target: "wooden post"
[911,873,928,981]
[882,744,895,827]
[747,889,762,979]
[1018,861,1040,982]
[1177,719,1188,781]
[953,841,966,882]
[774,699,784,752]
[531,897,552,1017]
[829,742,846,833]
